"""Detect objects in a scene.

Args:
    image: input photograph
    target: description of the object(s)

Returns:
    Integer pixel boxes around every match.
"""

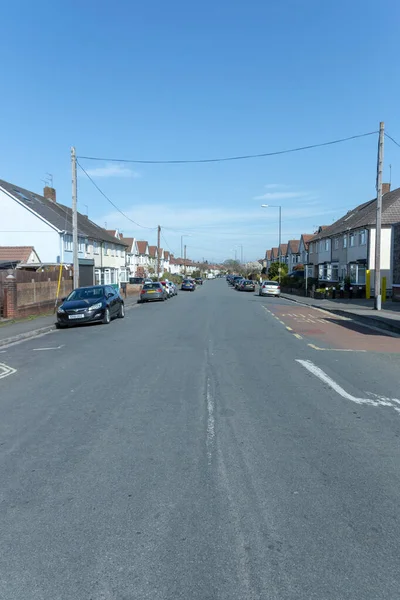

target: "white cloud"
[254,191,310,201]
[84,164,140,179]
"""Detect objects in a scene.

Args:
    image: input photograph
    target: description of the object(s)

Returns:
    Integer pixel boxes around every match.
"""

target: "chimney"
[382,183,391,195]
[43,186,56,202]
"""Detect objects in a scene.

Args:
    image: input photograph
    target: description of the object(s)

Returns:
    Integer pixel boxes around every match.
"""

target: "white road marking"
[296,359,400,412]
[32,345,65,351]
[307,343,366,353]
[206,378,215,465]
[0,362,17,380]
[294,333,303,339]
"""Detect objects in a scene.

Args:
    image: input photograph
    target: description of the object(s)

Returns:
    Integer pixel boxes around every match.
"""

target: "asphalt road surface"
[1,280,400,600]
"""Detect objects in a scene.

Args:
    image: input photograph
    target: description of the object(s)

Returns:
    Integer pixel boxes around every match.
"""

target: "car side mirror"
[61,297,67,302]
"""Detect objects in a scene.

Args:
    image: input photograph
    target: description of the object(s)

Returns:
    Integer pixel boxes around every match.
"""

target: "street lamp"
[261,204,282,284]
[181,234,191,259]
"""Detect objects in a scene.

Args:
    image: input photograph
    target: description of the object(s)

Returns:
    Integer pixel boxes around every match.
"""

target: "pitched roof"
[106,229,117,237]
[300,234,314,249]
[278,243,288,255]
[309,189,400,241]
[137,241,148,254]
[0,246,38,263]
[120,237,135,253]
[164,251,170,260]
[287,239,300,253]
[265,250,271,260]
[0,179,127,246]
[148,245,158,258]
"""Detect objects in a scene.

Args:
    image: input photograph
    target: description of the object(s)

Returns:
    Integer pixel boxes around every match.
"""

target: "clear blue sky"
[1,0,400,262]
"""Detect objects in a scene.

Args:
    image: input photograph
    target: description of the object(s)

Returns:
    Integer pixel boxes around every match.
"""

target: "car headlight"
[57,307,65,314]
[88,302,103,311]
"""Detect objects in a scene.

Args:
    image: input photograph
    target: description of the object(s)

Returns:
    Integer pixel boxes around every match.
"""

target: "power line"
[385,132,400,149]
[160,231,177,256]
[77,131,378,165]
[77,161,156,230]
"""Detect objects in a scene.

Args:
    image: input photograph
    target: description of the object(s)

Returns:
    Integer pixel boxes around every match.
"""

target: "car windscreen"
[143,283,161,290]
[67,287,104,301]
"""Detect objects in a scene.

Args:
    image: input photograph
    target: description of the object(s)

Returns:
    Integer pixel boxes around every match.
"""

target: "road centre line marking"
[0,362,17,380]
[307,343,366,352]
[296,359,400,413]
[286,326,293,331]
[294,333,303,339]
[32,345,65,351]
[278,320,285,325]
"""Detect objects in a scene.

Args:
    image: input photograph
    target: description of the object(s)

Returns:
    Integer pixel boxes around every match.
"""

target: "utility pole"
[184,244,187,276]
[71,146,79,289]
[374,121,384,310]
[278,206,282,285]
[157,225,161,278]
[240,245,243,264]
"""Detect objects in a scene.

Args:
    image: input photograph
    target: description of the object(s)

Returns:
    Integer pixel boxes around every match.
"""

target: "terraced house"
[309,184,400,292]
[0,179,128,286]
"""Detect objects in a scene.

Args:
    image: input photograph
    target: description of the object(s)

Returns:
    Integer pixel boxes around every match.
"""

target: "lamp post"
[261,204,282,284]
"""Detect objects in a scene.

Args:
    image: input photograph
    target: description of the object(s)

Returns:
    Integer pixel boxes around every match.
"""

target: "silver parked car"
[138,282,167,303]
[259,280,281,297]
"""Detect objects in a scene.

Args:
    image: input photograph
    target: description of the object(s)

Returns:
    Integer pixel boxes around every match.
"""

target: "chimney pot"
[43,186,56,202]
[382,183,391,195]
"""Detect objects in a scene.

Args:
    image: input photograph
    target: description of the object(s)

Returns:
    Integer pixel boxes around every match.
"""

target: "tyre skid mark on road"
[206,377,215,466]
[296,359,400,414]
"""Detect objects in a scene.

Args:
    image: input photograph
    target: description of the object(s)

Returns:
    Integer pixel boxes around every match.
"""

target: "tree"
[268,262,288,279]
[244,261,262,274]
[223,259,242,274]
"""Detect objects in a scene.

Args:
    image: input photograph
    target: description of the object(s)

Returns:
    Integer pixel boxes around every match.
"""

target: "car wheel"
[118,303,125,318]
[102,307,111,324]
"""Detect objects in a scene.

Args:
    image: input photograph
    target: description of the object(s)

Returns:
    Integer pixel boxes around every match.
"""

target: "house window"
[318,263,332,281]
[94,269,101,285]
[85,240,91,254]
[111,245,115,257]
[334,238,339,250]
[331,264,339,281]
[104,269,111,284]
[116,247,120,258]
[309,242,313,253]
[94,241,99,255]
[359,230,366,245]
[78,237,85,253]
[343,235,347,249]
[110,269,117,284]
[319,241,324,252]
[64,234,73,251]
[349,233,355,247]
[324,239,329,251]
[350,264,366,285]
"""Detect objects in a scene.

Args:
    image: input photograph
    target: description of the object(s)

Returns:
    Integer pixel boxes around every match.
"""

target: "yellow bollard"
[366,270,370,299]
[382,276,387,303]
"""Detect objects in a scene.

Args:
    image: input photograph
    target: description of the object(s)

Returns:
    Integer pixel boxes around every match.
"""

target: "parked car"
[167,281,178,295]
[259,280,281,297]
[57,285,124,327]
[234,278,245,289]
[195,277,203,285]
[129,276,144,284]
[181,279,195,291]
[138,282,167,303]
[238,279,256,292]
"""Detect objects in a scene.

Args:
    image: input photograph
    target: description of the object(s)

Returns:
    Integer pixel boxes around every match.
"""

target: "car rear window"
[264,281,279,286]
[144,283,161,289]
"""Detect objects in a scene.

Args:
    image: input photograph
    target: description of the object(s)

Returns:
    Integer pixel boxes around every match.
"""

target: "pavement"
[1,281,400,599]
[0,293,139,347]
[281,292,400,334]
